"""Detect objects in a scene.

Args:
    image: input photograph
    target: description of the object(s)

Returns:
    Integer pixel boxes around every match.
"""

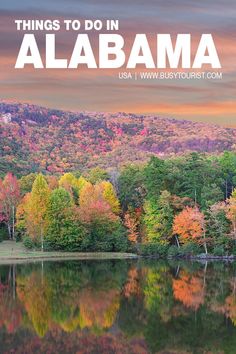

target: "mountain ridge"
[0,101,236,175]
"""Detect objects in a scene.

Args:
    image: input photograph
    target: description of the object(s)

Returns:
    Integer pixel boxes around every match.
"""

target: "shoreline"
[0,241,138,264]
[143,254,236,262]
[0,253,139,265]
[1,252,235,265]
[1,242,236,264]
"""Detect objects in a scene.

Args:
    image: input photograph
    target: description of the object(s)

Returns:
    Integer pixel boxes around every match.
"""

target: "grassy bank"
[0,241,138,263]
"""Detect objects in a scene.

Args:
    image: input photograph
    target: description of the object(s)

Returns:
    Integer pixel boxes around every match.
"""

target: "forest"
[1,151,236,257]
[1,101,236,175]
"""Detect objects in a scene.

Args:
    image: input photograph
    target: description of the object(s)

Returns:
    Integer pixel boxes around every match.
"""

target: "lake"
[0,259,236,353]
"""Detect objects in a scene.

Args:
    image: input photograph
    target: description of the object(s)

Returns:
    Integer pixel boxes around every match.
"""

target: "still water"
[0,259,236,353]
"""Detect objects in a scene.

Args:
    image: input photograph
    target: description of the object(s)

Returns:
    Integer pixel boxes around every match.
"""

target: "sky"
[0,0,236,126]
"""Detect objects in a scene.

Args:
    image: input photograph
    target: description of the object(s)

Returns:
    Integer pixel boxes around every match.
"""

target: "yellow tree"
[16,193,31,236]
[17,271,52,337]
[97,181,120,214]
[79,182,117,223]
[59,173,79,196]
[79,182,93,210]
[59,173,90,201]
[25,174,50,251]
[77,176,90,193]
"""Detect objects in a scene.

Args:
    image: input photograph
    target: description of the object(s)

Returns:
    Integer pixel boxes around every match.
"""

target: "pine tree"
[144,191,173,244]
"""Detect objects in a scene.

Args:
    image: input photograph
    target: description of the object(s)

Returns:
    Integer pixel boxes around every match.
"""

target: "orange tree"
[173,206,208,253]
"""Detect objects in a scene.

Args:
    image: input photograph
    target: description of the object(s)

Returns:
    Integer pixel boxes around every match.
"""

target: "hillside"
[0,101,236,175]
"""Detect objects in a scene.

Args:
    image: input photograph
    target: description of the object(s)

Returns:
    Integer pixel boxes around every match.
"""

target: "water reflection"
[1,260,236,353]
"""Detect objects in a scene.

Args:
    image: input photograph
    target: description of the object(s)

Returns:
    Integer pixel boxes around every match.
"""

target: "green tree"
[58,173,80,201]
[46,187,86,251]
[219,151,236,198]
[118,164,145,211]
[144,157,166,202]
[143,191,174,244]
[206,202,230,248]
[20,173,37,195]
[178,153,206,205]
[226,188,236,241]
[201,183,224,210]
[86,167,109,184]
[166,153,223,208]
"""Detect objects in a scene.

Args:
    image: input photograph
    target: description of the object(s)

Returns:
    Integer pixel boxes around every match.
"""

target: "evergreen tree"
[144,156,166,202]
[144,191,173,244]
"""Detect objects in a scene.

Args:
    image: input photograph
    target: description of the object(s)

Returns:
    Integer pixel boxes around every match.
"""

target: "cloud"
[0,1,235,125]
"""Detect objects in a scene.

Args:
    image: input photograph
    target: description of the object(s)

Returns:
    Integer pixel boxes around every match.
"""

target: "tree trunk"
[233,222,236,245]
[175,265,180,277]
[202,229,208,254]
[175,235,180,248]
[12,206,15,240]
[7,223,11,240]
[194,188,197,206]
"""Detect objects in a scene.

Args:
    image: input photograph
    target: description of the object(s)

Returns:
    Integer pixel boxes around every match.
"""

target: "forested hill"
[0,101,236,175]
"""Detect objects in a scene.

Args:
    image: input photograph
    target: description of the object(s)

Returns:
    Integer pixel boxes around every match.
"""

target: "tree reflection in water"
[1,259,236,353]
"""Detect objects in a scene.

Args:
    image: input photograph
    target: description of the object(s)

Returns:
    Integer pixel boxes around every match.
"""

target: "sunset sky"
[0,0,236,126]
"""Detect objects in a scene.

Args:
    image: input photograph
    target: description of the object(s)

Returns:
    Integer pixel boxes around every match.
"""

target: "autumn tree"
[46,175,58,190]
[226,188,236,241]
[0,173,20,239]
[59,173,85,201]
[79,183,118,224]
[79,183,127,251]
[19,173,37,195]
[124,207,142,243]
[98,181,120,214]
[77,176,90,193]
[173,207,207,253]
[16,193,30,238]
[24,174,50,250]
